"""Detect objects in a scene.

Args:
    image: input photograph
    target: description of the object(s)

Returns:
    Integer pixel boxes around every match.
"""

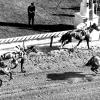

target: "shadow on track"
[52,14,75,17]
[47,72,85,80]
[47,72,92,80]
[0,22,74,32]
[61,7,80,11]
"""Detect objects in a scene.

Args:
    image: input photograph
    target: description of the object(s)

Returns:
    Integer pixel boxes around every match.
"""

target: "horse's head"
[32,46,38,53]
[26,45,38,53]
[91,23,99,31]
[86,23,99,33]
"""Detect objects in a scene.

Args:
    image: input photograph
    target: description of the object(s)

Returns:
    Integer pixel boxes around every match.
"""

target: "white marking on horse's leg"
[60,44,63,49]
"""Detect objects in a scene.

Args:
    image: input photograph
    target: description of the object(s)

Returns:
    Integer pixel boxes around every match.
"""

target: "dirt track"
[0,45,100,100]
[0,0,100,99]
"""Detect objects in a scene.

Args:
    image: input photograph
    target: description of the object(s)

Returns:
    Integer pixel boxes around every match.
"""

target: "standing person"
[28,2,35,26]
[93,0,98,14]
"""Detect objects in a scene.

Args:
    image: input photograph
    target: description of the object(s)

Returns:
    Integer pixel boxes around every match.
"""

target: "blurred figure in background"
[28,2,35,26]
[93,0,98,14]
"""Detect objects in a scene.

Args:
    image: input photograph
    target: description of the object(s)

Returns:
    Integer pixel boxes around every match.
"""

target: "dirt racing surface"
[0,46,100,100]
[0,0,100,99]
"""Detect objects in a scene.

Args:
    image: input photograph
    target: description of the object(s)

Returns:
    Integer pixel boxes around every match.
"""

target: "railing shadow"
[52,14,75,17]
[61,7,80,11]
[39,46,60,55]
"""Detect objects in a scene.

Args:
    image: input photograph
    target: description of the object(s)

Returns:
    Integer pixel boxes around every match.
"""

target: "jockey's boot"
[69,48,74,52]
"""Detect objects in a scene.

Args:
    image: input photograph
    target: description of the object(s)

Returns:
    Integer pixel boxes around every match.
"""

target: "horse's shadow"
[47,71,100,83]
[47,72,86,80]
[39,46,60,54]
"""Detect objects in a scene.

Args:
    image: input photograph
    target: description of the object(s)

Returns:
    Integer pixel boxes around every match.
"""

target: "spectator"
[28,2,35,26]
[93,0,98,14]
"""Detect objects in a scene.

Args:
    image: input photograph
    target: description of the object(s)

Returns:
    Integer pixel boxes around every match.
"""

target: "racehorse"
[0,45,27,75]
[0,45,23,61]
[0,61,12,80]
[10,48,27,73]
[0,52,16,61]
[24,45,38,55]
[85,55,100,74]
[59,23,99,50]
[0,49,24,69]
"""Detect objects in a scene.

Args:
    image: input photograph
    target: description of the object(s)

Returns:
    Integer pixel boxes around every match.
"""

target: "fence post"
[22,41,25,50]
[50,36,54,47]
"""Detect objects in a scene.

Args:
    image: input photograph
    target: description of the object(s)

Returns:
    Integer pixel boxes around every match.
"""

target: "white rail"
[0,31,68,44]
[0,29,100,51]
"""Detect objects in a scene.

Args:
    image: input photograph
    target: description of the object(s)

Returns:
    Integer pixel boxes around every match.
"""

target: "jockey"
[76,22,87,30]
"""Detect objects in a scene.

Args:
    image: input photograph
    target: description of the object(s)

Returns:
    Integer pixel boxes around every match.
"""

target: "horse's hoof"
[58,46,61,49]
[0,79,2,87]
[21,70,26,73]
[93,73,97,76]
[88,48,92,50]
[69,48,74,52]
[93,71,98,75]
[9,78,13,81]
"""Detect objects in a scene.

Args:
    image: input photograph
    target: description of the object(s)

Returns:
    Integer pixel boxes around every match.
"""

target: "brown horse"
[59,23,99,49]
[0,61,12,80]
[85,55,100,74]
[0,51,24,72]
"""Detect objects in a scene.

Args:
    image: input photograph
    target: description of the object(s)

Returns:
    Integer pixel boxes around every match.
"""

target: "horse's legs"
[86,40,90,49]
[63,40,70,46]
[91,66,98,74]
[20,58,26,73]
[10,59,18,69]
[5,72,13,80]
[74,40,82,49]
[61,40,71,49]
[94,69,98,74]
[12,64,18,69]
